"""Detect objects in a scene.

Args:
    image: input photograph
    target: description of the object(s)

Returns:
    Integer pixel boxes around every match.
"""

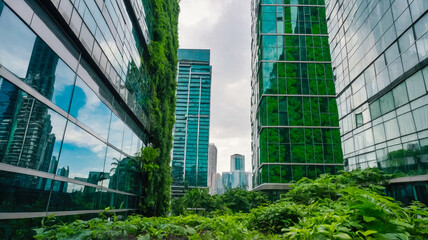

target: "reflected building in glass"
[171,49,212,198]
[250,0,343,195]
[326,0,428,204]
[0,0,153,237]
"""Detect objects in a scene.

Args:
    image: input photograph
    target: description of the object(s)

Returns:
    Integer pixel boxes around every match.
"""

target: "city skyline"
[178,0,253,173]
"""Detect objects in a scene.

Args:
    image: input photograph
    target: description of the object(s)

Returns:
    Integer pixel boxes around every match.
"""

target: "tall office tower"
[326,0,428,204]
[171,49,212,198]
[208,143,218,195]
[0,0,176,237]
[251,0,344,195]
[231,154,245,171]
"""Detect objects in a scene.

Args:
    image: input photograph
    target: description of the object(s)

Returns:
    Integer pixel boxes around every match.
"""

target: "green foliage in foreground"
[171,188,270,216]
[34,169,428,239]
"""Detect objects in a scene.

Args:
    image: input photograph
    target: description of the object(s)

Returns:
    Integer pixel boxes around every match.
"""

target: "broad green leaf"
[333,233,352,239]
[361,230,377,236]
[363,216,376,222]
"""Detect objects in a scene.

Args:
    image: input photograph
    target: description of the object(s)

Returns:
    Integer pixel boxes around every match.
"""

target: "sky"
[178,0,252,173]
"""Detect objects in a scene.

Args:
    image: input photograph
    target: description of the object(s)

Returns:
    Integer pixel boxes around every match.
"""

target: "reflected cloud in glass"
[69,77,111,139]
[59,121,107,181]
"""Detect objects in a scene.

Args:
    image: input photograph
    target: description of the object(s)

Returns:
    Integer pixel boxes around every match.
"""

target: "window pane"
[0,171,51,212]
[58,121,107,182]
[373,124,386,143]
[108,113,124,150]
[49,181,99,211]
[69,78,111,139]
[406,71,426,101]
[379,92,394,114]
[392,82,409,107]
[413,105,428,131]
[398,112,416,135]
[0,78,67,173]
[370,100,382,119]
[0,6,36,78]
[384,119,400,140]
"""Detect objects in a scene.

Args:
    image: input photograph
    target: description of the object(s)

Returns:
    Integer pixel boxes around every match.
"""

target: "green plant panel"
[292,144,306,163]
[306,145,315,163]
[270,165,281,183]
[262,165,269,184]
[279,144,291,162]
[292,165,306,180]
[279,128,290,143]
[268,143,279,163]
[291,128,305,143]
[308,165,317,179]
[281,165,292,182]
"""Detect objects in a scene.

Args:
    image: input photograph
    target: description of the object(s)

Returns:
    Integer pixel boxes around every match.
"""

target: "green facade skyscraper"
[251,0,343,192]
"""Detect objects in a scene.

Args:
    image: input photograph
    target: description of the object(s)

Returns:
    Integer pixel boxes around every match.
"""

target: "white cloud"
[179,0,252,173]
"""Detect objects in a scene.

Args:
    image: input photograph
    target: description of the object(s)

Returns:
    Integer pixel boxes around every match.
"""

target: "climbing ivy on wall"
[141,0,179,217]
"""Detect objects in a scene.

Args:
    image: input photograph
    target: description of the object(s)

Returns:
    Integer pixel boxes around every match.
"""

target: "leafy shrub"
[34,169,428,239]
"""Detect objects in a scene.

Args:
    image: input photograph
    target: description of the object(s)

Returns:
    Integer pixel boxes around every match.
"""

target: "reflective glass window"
[108,112,124,150]
[0,6,36,78]
[58,121,107,182]
[395,9,411,36]
[392,82,409,107]
[102,147,122,190]
[399,28,415,52]
[384,119,400,140]
[423,66,428,92]
[373,124,386,143]
[406,71,426,101]
[380,92,394,114]
[413,105,428,131]
[52,60,76,111]
[122,125,133,155]
[398,112,416,135]
[0,171,51,212]
[355,113,363,127]
[416,32,428,61]
[0,78,67,173]
[69,77,111,139]
[401,45,419,72]
[49,181,99,211]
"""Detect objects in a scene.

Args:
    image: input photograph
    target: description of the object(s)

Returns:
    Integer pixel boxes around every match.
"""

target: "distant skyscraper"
[231,154,245,171]
[326,0,428,204]
[216,154,251,194]
[208,143,217,195]
[171,49,212,197]
[251,0,343,194]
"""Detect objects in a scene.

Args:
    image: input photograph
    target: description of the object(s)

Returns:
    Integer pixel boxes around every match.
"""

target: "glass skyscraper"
[171,49,212,197]
[0,0,153,237]
[231,154,245,171]
[326,0,428,203]
[251,0,344,192]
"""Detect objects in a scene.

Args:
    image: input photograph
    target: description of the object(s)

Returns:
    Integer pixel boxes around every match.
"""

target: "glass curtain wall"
[172,49,211,194]
[0,1,149,236]
[251,0,343,189]
[326,0,428,203]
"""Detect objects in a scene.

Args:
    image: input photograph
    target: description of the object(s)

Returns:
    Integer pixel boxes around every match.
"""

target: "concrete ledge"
[389,175,428,184]
[252,183,292,191]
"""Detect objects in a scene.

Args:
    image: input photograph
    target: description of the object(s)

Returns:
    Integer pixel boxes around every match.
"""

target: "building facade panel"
[251,0,344,190]
[326,0,428,203]
[0,0,152,234]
